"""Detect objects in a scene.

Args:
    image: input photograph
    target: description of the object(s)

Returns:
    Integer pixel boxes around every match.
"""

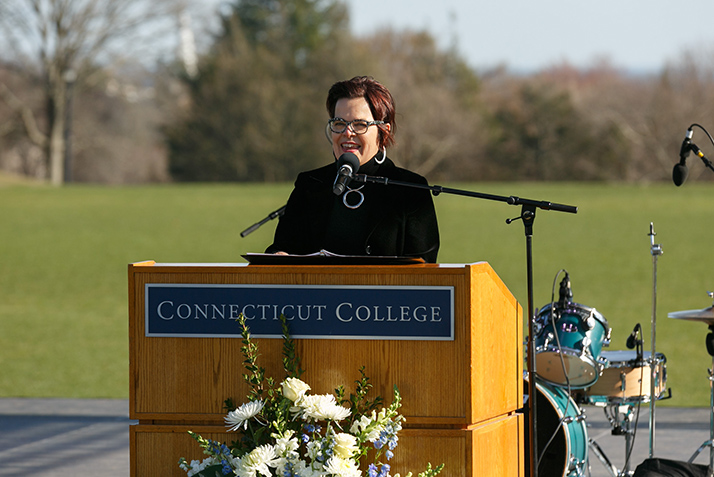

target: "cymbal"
[668,306,714,325]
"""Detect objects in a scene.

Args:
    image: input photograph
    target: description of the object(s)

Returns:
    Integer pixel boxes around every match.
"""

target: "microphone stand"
[648,223,663,459]
[240,205,286,237]
[353,173,578,477]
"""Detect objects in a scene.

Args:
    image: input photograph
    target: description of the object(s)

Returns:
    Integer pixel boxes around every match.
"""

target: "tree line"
[2,0,714,185]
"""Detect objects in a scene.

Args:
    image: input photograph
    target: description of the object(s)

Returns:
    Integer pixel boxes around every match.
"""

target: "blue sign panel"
[145,284,454,340]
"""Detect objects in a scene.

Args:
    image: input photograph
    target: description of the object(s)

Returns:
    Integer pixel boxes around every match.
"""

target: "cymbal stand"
[648,222,663,458]
[687,322,714,477]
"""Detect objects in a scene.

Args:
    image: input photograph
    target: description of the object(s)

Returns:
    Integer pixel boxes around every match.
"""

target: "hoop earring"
[324,123,333,145]
[375,147,386,164]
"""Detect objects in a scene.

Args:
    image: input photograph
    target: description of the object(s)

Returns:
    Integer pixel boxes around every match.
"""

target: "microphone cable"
[536,268,574,472]
[621,327,650,475]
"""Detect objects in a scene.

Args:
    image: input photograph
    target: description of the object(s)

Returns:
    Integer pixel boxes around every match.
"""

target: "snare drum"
[524,376,589,477]
[535,302,611,388]
[580,350,667,405]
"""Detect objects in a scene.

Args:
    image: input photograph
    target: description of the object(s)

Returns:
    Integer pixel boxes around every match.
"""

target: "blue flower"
[221,458,232,475]
[283,460,296,477]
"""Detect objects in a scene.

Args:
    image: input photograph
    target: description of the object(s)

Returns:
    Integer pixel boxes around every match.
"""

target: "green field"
[1,180,713,406]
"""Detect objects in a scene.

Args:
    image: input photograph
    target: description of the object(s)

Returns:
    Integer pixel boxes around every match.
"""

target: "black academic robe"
[266,157,440,263]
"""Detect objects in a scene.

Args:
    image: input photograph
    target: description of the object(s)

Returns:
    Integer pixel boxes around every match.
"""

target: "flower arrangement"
[179,315,444,477]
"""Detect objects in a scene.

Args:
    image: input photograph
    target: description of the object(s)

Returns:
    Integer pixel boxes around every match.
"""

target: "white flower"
[349,412,381,441]
[323,456,362,477]
[333,432,359,459]
[276,457,311,477]
[225,400,264,431]
[282,377,311,402]
[306,440,324,461]
[184,457,216,477]
[273,430,300,457]
[298,394,351,422]
[235,444,280,477]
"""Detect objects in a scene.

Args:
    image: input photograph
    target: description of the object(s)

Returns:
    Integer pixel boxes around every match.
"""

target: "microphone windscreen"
[337,152,360,172]
[673,163,689,186]
[626,334,636,349]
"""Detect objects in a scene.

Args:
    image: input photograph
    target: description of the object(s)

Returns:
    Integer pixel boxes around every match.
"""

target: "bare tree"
[0,0,190,185]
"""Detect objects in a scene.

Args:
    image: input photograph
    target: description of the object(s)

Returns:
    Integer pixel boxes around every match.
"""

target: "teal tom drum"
[535,302,611,388]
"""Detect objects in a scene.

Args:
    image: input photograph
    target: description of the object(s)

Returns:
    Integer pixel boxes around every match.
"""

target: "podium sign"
[145,283,454,340]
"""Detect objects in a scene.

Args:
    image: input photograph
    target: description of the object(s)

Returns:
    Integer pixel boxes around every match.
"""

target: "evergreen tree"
[166,0,354,182]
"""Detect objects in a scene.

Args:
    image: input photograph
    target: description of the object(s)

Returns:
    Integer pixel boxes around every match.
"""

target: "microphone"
[626,323,642,349]
[558,272,573,304]
[333,152,360,196]
[673,128,693,186]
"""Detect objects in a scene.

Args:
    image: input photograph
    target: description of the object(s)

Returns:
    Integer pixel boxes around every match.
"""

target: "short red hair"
[326,76,396,149]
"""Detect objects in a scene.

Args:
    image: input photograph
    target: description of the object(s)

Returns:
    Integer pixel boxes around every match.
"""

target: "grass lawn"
[1,180,712,406]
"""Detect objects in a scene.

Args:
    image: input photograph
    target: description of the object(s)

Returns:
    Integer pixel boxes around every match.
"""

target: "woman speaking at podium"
[266,76,440,263]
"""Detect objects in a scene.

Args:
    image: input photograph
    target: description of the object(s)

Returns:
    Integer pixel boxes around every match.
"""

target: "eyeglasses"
[328,117,385,135]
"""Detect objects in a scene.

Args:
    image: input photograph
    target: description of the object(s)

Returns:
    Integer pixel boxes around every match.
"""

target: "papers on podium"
[242,250,425,265]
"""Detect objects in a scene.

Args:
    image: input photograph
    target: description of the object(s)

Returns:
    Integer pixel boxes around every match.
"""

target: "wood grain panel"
[130,413,524,477]
[129,262,522,425]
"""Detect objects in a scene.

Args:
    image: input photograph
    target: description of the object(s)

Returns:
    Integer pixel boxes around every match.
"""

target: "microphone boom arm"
[351,174,578,214]
[240,205,286,237]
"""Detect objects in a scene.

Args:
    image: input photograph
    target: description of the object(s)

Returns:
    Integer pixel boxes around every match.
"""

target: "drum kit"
[523,221,714,477]
[528,282,714,477]
[523,222,714,477]
[526,288,671,477]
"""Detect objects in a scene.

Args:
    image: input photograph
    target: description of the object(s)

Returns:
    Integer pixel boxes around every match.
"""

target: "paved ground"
[0,398,711,476]
[581,403,711,476]
[0,398,132,476]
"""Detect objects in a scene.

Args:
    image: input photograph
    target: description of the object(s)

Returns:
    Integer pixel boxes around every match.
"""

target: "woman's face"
[331,97,387,166]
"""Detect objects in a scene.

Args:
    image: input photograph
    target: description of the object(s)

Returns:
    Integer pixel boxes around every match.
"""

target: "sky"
[347,0,714,73]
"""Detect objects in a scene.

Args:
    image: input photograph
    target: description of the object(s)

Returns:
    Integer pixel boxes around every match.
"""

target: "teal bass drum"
[524,376,589,477]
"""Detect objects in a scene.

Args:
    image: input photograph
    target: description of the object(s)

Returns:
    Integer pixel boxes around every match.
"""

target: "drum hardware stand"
[687,319,714,477]
[586,403,640,477]
[589,437,620,477]
[614,403,640,476]
[648,222,663,458]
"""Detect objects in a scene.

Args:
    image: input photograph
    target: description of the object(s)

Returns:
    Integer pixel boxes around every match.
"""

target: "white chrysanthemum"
[282,377,311,402]
[225,400,264,431]
[333,432,359,459]
[323,456,362,477]
[298,394,351,422]
[235,444,280,477]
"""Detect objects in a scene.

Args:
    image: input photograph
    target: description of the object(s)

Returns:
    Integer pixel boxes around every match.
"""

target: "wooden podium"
[128,261,524,476]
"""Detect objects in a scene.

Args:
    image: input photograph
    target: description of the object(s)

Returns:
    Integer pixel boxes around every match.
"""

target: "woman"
[266,76,440,263]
